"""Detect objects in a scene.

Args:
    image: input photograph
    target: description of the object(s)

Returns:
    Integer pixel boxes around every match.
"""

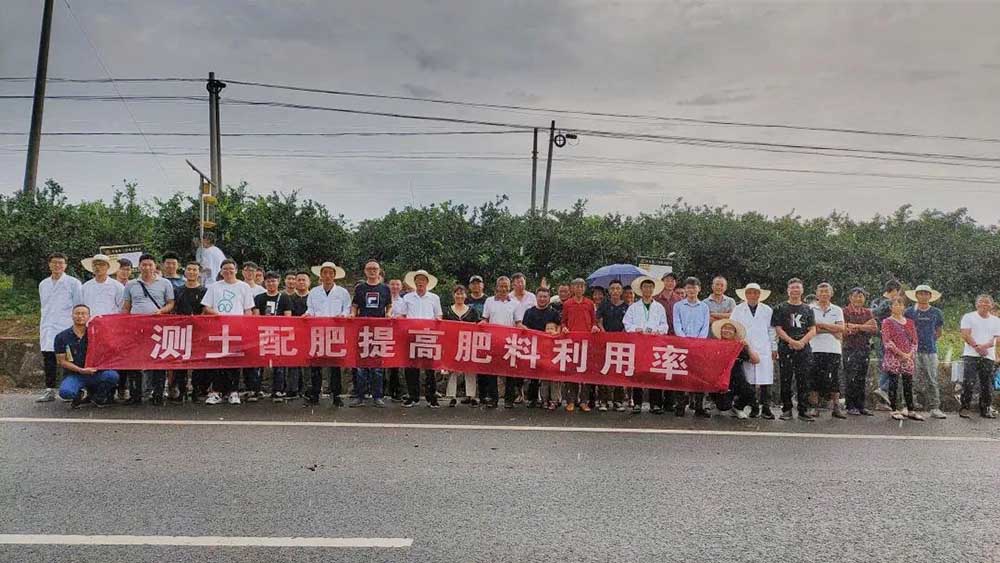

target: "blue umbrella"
[586,264,650,289]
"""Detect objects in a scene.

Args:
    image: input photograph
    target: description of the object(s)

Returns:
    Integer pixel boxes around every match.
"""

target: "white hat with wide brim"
[630,275,664,296]
[735,283,771,303]
[311,261,346,279]
[81,253,120,275]
[711,317,747,340]
[404,269,438,291]
[905,284,942,303]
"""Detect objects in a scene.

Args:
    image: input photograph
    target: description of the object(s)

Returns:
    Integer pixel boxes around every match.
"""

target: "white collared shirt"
[81,277,125,318]
[306,284,352,317]
[400,290,442,320]
[810,302,844,354]
[483,295,520,327]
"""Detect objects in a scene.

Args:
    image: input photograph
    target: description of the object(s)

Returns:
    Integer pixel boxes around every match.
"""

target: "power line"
[219,78,1000,144]
[3,75,998,143]
[60,0,171,183]
[0,129,529,138]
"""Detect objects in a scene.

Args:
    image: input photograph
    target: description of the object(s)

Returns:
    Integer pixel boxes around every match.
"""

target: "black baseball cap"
[117,258,133,267]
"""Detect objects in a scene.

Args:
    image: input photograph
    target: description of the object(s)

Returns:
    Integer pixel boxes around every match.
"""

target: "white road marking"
[2,416,998,443]
[0,534,412,548]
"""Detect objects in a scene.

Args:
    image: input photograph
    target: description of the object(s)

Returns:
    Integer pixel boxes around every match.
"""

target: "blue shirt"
[904,305,943,354]
[53,327,88,369]
[673,299,710,338]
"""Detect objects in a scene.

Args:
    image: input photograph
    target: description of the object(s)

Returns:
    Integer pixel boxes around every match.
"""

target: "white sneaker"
[228,392,241,405]
[35,388,56,402]
[874,388,891,405]
[930,408,947,419]
[205,392,222,405]
[736,407,751,420]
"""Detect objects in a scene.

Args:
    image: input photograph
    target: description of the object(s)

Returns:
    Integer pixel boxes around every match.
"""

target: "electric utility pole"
[23,0,55,194]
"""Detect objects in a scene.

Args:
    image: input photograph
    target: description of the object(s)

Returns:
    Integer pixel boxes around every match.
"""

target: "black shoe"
[778,410,793,421]
[694,409,711,419]
[93,397,111,408]
[402,399,416,408]
[332,398,344,407]
[959,408,971,419]
[70,390,89,409]
[485,400,497,409]
[982,409,997,419]
[503,401,514,409]
[798,411,815,422]
[631,405,642,414]
[748,405,760,418]
[448,398,457,407]
[651,406,664,415]
[674,404,686,417]
[303,398,319,407]
[761,408,776,420]
[469,399,480,407]
[428,401,440,409]
[460,397,472,404]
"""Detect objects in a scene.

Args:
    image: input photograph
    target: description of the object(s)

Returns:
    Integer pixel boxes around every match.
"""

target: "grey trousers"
[914,352,941,410]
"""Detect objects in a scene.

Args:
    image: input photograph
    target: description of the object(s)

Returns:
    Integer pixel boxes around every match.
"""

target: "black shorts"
[810,352,841,395]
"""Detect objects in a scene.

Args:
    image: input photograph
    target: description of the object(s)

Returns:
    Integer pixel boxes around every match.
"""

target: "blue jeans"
[356,367,383,400]
[59,370,119,402]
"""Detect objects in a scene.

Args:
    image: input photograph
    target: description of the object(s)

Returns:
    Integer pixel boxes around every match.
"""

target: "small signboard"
[637,255,674,281]
[99,243,144,268]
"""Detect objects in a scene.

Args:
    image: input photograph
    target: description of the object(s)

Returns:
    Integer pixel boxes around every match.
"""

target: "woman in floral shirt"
[881,296,924,421]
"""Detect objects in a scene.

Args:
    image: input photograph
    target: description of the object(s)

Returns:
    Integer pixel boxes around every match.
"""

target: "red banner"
[86,315,742,392]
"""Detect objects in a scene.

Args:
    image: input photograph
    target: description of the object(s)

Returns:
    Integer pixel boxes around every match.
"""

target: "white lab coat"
[730,302,776,385]
[623,300,669,334]
[38,274,83,352]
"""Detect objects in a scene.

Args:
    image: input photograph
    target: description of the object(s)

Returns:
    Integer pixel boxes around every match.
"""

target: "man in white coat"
[304,261,352,407]
[623,276,669,335]
[36,252,83,402]
[730,283,777,419]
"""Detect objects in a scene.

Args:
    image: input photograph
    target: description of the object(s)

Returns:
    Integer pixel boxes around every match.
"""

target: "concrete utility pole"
[542,120,555,216]
[23,0,55,194]
[206,72,226,191]
[530,127,539,216]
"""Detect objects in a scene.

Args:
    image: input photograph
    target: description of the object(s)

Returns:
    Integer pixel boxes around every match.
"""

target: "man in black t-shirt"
[771,277,817,421]
[254,272,292,401]
[597,280,630,412]
[466,275,488,316]
[171,262,207,401]
[518,287,561,408]
[350,260,391,407]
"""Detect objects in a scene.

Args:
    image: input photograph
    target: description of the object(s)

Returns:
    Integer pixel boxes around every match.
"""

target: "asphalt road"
[2,394,1000,562]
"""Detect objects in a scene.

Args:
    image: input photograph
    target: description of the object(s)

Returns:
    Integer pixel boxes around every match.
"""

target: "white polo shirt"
[511,290,537,322]
[401,290,442,319]
[810,302,844,354]
[483,295,520,327]
[306,284,352,317]
[81,277,125,317]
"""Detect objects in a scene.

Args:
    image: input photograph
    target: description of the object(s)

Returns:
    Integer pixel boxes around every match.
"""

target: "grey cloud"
[677,92,755,106]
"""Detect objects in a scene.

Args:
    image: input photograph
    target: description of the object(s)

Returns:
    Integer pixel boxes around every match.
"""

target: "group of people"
[32,233,1000,421]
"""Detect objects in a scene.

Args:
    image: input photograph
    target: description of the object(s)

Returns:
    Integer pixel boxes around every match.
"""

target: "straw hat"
[905,284,942,303]
[81,253,119,275]
[630,275,664,296]
[404,269,438,291]
[735,282,771,303]
[711,317,747,340]
[310,261,346,279]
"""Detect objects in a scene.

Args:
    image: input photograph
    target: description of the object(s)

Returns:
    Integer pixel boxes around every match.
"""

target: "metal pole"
[530,127,538,216]
[206,72,226,192]
[22,0,55,194]
[542,120,555,216]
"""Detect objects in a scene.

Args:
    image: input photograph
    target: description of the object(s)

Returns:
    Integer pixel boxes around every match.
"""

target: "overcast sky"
[3,1,1000,224]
